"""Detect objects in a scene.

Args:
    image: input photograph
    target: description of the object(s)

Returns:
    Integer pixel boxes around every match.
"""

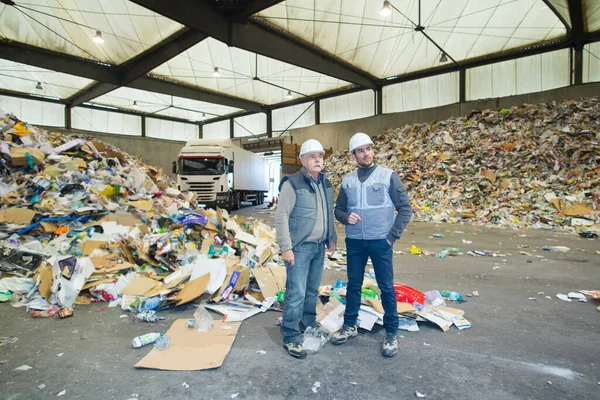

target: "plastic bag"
[302,327,331,352]
[394,284,425,306]
[193,306,214,332]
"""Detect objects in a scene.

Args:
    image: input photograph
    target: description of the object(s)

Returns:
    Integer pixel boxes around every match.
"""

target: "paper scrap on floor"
[135,319,240,371]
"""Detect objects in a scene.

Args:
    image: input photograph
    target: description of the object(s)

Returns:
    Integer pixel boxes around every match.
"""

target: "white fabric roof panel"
[585,0,600,31]
[0,95,64,127]
[547,0,570,26]
[203,120,230,140]
[583,42,600,83]
[233,113,267,137]
[383,72,459,113]
[0,0,183,65]
[151,37,351,105]
[273,102,316,133]
[0,59,94,99]
[466,49,569,100]
[90,86,241,121]
[257,0,567,79]
[321,90,374,123]
[146,118,197,142]
[72,106,140,135]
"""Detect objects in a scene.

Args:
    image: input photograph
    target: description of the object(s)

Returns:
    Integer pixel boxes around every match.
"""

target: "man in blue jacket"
[332,132,412,357]
[275,139,337,359]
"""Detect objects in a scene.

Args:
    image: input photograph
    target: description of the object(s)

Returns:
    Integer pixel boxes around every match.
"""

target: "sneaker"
[331,324,358,345]
[283,342,307,359]
[382,333,398,358]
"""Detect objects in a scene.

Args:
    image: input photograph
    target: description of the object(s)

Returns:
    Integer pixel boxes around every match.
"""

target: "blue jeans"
[344,238,398,333]
[281,241,326,344]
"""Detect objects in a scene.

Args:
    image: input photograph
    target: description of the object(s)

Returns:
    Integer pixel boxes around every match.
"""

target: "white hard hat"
[299,139,325,157]
[349,132,373,153]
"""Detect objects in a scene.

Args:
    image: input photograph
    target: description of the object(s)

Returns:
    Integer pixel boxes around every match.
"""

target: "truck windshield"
[180,157,224,175]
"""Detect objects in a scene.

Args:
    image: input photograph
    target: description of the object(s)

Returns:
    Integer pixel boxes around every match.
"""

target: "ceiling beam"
[129,76,264,112]
[378,37,572,86]
[129,0,378,90]
[0,88,64,104]
[567,0,584,47]
[0,39,263,112]
[66,28,208,107]
[0,40,118,83]
[234,0,285,18]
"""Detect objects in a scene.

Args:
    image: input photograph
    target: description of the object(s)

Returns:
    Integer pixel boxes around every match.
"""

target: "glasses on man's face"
[308,154,323,161]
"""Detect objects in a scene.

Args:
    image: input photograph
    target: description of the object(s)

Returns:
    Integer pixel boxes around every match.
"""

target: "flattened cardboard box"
[135,319,241,371]
[10,147,45,166]
[0,208,37,224]
[253,267,286,298]
[176,273,210,306]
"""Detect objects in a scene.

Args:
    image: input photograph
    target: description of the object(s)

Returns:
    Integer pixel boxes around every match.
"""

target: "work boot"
[283,342,307,359]
[331,324,358,345]
[382,332,398,358]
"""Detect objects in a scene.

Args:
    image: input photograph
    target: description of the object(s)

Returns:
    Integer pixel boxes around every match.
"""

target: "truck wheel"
[234,192,241,210]
[226,193,234,212]
[258,192,264,205]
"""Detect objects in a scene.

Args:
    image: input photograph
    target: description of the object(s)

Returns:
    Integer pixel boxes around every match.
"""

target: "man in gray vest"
[275,139,337,359]
[332,132,412,358]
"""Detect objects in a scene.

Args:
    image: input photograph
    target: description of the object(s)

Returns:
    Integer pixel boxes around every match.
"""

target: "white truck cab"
[173,139,268,210]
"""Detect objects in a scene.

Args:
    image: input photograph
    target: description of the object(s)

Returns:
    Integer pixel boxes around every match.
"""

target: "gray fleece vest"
[278,170,335,249]
[341,166,395,240]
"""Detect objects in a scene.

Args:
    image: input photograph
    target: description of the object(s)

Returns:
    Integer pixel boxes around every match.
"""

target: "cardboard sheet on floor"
[253,267,286,298]
[135,319,240,371]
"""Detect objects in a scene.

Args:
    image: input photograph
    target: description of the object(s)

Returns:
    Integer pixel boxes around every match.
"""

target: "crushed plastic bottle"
[132,332,162,348]
[193,306,214,332]
[154,335,170,350]
[440,290,463,303]
[302,327,330,352]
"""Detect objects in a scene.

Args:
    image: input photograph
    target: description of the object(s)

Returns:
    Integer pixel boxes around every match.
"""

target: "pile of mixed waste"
[325,97,600,231]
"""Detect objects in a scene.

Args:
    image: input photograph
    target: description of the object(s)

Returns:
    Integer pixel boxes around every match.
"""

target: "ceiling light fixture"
[132,101,138,108]
[93,30,104,44]
[286,90,292,99]
[380,1,392,16]
[35,82,43,91]
[439,52,448,63]
[212,67,221,77]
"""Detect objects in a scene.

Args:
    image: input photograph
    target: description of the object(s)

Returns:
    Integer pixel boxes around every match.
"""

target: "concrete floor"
[1,204,599,400]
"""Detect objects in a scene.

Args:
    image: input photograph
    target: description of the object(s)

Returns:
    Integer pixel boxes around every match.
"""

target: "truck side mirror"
[229,160,234,173]
[172,161,177,174]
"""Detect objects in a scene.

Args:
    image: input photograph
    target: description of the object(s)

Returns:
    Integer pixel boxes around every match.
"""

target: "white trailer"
[172,139,269,210]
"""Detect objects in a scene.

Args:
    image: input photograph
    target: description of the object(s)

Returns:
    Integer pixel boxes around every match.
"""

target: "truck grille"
[187,182,216,201]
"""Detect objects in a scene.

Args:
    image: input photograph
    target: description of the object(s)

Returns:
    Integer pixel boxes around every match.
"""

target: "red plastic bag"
[393,284,425,305]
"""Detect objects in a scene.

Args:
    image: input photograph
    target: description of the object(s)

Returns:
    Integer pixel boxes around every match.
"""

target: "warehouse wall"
[46,128,183,178]
[40,81,600,177]
[288,81,600,152]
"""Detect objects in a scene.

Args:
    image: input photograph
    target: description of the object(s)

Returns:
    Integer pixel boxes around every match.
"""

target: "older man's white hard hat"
[299,139,325,157]
[349,132,373,153]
